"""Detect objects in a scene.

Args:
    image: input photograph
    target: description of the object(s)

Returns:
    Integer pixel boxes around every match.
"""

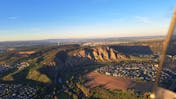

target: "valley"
[0,39,175,99]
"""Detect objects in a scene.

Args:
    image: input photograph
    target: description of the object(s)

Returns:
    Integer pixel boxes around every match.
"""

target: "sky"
[0,0,175,41]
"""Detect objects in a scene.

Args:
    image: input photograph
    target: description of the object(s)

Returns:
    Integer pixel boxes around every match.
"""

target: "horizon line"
[0,35,166,42]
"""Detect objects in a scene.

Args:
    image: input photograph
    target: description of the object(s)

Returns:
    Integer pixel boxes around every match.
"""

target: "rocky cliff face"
[55,46,128,68]
[70,46,127,62]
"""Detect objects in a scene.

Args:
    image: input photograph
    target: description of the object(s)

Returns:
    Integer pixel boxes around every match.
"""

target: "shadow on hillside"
[54,50,97,80]
[0,67,53,98]
[1,66,44,85]
[0,45,155,98]
[167,39,176,56]
[110,45,153,55]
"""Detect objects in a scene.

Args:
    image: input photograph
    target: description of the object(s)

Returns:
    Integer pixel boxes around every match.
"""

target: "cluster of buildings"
[0,64,11,71]
[0,64,12,76]
[16,62,30,70]
[0,62,32,76]
[95,61,170,82]
[81,41,126,46]
[0,84,38,99]
[161,68,176,83]
[0,61,30,77]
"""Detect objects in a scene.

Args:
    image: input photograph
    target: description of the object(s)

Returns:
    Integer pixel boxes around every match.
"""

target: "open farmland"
[85,72,153,92]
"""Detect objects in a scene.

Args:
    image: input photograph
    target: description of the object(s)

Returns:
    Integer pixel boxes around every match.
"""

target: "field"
[18,51,35,55]
[85,72,153,92]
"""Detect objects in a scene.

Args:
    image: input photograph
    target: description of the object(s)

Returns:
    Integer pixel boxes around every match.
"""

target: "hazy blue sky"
[0,0,175,41]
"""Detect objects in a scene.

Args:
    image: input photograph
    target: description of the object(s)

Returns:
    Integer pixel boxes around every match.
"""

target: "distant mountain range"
[0,36,165,48]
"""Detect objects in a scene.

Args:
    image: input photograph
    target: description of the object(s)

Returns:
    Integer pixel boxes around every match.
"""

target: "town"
[0,62,30,76]
[0,64,14,77]
[95,61,171,82]
[0,84,38,99]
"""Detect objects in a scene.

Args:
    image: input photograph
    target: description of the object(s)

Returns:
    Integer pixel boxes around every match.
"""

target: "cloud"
[134,16,152,24]
[8,16,17,20]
